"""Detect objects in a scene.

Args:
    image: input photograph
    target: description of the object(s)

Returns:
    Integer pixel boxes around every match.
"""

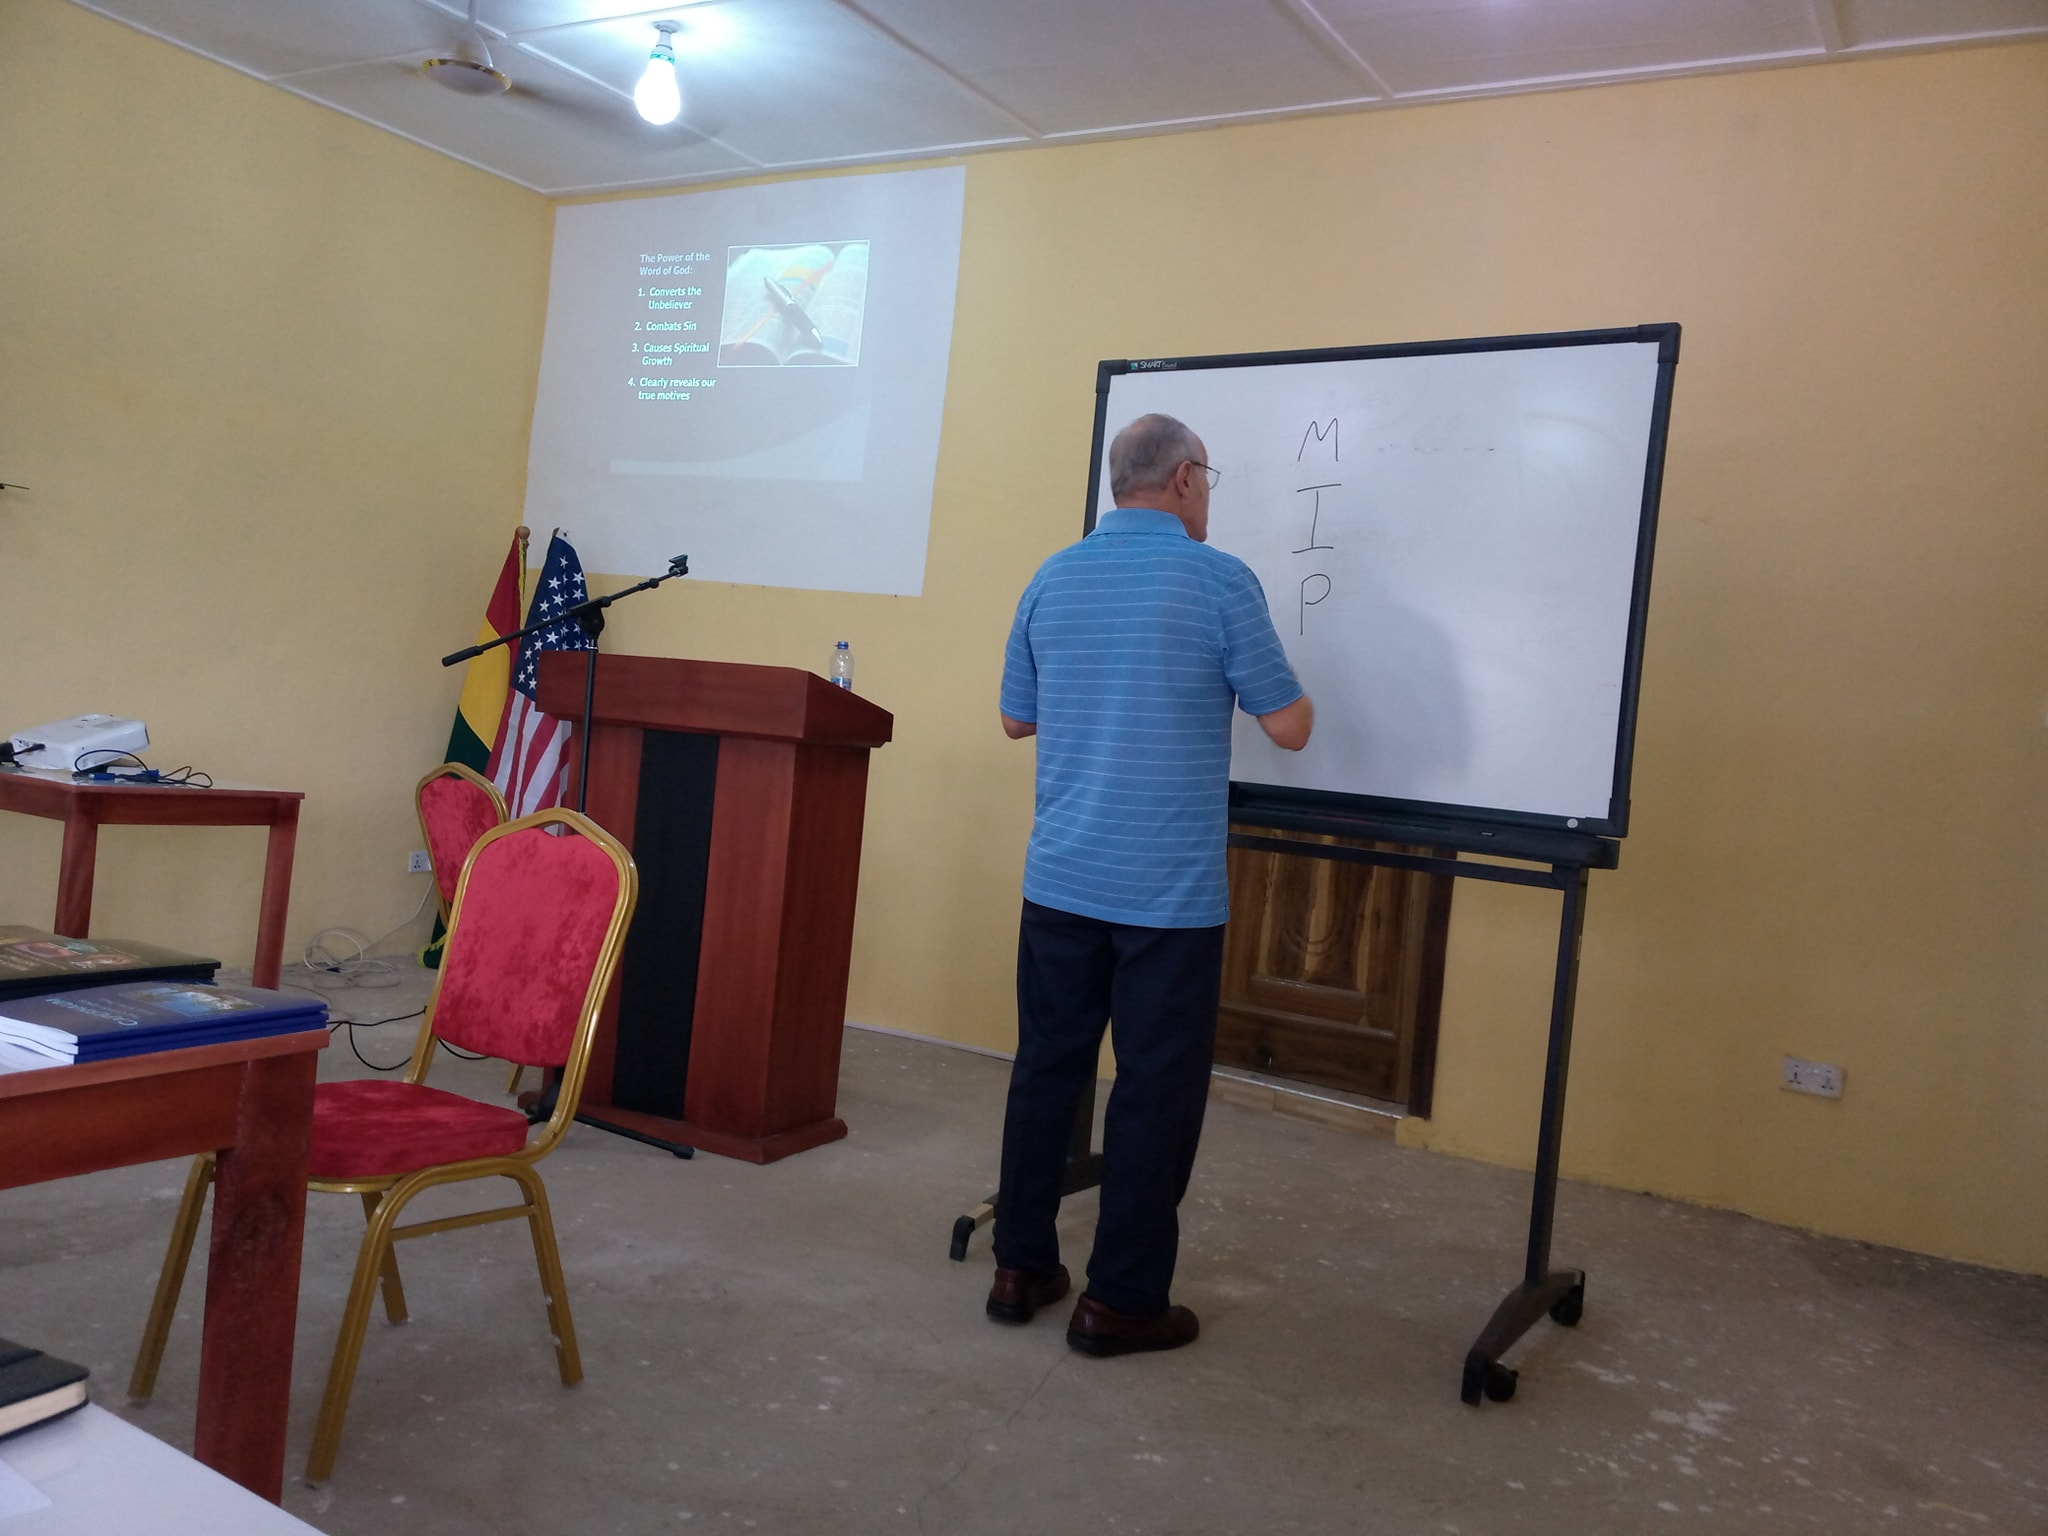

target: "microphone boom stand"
[440,553,694,1156]
[441,553,690,815]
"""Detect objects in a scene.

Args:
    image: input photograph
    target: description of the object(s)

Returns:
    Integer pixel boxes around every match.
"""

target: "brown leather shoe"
[1066,1293,1200,1357]
[985,1264,1071,1324]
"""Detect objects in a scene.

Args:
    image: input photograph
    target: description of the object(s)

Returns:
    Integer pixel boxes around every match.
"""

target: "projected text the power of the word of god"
[632,251,715,403]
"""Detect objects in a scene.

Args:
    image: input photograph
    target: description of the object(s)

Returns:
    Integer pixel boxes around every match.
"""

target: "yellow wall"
[0,0,552,962]
[603,45,2048,1276]
[5,0,2043,1276]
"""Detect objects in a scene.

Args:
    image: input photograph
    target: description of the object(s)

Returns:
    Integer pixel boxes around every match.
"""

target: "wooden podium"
[537,652,892,1163]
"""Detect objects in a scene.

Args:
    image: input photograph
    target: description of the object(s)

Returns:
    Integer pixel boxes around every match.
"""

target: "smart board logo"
[1129,359,1177,371]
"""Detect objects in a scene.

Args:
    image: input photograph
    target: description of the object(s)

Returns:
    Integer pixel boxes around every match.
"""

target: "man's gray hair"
[1108,414,1202,499]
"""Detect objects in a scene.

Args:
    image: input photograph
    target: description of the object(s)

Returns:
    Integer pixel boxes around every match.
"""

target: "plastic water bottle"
[829,640,855,690]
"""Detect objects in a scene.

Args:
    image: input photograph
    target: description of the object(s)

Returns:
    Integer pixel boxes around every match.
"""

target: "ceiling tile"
[74,0,455,78]
[1315,0,1826,97]
[525,0,1032,166]
[850,0,1376,134]
[1835,0,2048,48]
[463,0,725,39]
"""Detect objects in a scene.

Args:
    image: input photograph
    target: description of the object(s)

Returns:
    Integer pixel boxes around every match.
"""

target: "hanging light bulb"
[634,21,683,125]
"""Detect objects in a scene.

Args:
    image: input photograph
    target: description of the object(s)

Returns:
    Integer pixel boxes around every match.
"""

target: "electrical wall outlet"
[407,849,433,875]
[1781,1055,1843,1098]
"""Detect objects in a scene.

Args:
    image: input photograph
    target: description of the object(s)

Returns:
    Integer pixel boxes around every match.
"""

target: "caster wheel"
[1461,1357,1518,1404]
[1549,1284,1584,1327]
[949,1215,977,1262]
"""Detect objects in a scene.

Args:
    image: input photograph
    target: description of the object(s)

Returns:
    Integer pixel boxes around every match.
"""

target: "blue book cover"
[62,1012,329,1062]
[0,981,326,1058]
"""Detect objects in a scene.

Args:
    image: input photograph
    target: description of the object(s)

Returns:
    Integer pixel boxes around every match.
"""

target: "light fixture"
[634,21,683,125]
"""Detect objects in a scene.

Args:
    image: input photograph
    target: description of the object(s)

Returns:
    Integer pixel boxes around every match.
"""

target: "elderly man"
[990,412,1313,1356]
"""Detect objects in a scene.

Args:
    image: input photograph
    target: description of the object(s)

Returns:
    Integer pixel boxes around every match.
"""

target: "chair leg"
[128,1153,216,1402]
[307,1184,409,1485]
[504,1062,524,1097]
[360,1192,409,1324]
[513,1167,581,1387]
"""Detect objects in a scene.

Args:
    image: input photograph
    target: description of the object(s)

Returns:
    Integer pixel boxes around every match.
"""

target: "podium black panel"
[611,730,718,1118]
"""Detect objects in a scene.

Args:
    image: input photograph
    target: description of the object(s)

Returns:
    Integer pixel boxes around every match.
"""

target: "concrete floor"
[3,964,2044,1535]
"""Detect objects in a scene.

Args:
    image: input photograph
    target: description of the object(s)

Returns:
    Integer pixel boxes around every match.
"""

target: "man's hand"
[1001,713,1037,739]
[1256,695,1313,751]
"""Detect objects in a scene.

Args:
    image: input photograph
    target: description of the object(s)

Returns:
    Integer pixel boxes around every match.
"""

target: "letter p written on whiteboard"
[1256,695,1314,752]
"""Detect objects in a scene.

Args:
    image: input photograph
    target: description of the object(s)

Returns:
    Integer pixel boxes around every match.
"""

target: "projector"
[6,714,150,771]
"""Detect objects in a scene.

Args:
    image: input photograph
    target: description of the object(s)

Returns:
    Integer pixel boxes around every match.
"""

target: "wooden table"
[0,1031,325,1502]
[0,771,303,989]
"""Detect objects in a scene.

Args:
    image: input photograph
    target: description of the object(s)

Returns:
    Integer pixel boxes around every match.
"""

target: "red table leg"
[192,1049,316,1502]
[253,802,301,990]
[53,804,100,939]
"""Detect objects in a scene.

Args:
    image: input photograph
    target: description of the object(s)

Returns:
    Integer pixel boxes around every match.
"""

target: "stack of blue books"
[0,981,327,1072]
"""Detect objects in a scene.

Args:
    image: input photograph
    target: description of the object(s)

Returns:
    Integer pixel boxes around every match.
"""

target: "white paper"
[0,1456,54,1519]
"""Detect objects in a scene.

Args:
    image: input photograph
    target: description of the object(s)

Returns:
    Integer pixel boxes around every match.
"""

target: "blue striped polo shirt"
[1001,506,1303,927]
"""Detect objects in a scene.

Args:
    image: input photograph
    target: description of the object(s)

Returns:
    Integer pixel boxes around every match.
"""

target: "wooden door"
[1217,835,1452,1112]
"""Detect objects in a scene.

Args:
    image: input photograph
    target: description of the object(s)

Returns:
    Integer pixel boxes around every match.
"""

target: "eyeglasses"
[1186,461,1221,490]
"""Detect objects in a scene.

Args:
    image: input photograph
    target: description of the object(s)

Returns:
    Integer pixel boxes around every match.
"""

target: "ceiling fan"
[420,0,512,97]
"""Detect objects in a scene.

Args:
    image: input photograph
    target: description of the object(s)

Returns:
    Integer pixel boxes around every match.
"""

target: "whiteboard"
[1090,328,1678,837]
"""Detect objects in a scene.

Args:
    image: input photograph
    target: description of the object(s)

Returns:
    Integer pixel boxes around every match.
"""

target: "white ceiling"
[72,0,2048,197]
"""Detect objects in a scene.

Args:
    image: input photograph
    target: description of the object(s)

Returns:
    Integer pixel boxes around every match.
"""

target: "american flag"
[487,531,597,817]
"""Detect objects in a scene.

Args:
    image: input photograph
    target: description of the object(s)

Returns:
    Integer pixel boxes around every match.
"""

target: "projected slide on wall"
[522,166,965,595]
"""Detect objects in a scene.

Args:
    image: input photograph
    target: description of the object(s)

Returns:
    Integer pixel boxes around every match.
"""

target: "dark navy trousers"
[993,899,1226,1315]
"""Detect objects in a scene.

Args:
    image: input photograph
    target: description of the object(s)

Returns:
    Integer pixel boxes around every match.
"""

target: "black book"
[0,1337,89,1441]
[0,926,219,1002]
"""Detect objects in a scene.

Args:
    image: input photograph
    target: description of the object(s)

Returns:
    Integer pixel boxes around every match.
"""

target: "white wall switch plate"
[1782,1055,1844,1098]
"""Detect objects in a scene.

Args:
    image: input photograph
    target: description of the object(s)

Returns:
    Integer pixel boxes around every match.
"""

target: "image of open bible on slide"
[719,242,869,366]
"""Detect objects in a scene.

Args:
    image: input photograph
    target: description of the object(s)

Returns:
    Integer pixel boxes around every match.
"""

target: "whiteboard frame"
[1084,324,1680,842]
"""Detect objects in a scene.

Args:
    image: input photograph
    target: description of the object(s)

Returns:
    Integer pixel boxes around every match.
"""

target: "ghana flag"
[424,528,525,966]
[443,528,528,771]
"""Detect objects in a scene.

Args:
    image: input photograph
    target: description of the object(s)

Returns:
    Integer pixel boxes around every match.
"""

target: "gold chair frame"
[130,808,638,1485]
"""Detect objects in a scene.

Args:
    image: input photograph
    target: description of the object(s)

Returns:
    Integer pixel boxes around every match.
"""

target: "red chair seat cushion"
[310,1079,531,1180]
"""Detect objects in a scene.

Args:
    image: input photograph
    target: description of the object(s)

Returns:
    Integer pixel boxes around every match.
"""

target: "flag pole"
[514,524,529,621]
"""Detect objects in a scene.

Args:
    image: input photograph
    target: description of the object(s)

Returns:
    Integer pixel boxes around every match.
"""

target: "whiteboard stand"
[1228,810,1617,1406]
[948,815,1606,1410]
[948,1087,1102,1262]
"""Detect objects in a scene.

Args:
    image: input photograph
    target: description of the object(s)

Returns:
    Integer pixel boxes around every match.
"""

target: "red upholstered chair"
[129,808,638,1485]
[416,761,508,923]
[416,762,531,1093]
